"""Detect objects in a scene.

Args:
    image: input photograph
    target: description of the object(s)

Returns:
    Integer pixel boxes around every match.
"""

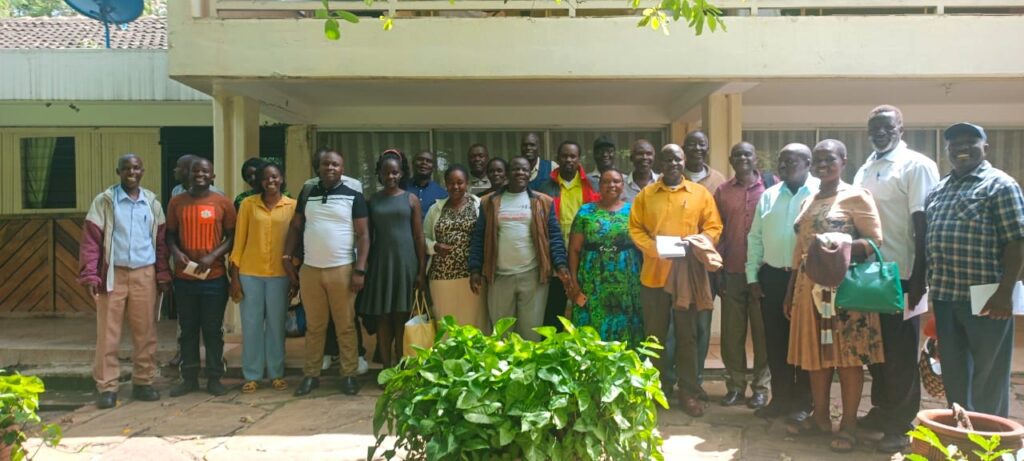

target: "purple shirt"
[714,174,771,274]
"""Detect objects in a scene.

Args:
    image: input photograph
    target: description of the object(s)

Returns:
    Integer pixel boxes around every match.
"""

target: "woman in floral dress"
[567,169,644,346]
[785,140,884,453]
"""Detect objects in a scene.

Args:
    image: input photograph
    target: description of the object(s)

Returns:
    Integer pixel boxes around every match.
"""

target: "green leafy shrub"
[905,425,1023,461]
[370,316,668,461]
[0,371,62,461]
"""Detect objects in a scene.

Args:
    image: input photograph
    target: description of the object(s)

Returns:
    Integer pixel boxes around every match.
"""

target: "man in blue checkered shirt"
[925,122,1024,417]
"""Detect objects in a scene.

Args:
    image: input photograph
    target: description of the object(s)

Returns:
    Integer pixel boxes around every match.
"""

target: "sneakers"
[357,357,369,375]
[322,355,335,371]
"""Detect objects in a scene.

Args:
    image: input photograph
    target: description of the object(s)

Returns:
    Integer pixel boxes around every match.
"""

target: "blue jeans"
[239,275,290,381]
[174,277,229,381]
[933,300,1014,417]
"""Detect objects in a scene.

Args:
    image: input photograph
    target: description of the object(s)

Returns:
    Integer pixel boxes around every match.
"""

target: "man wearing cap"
[926,122,1024,417]
[587,136,618,187]
[854,105,939,452]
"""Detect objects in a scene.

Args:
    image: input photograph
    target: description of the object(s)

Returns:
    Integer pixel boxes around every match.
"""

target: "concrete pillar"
[285,125,314,190]
[212,88,260,338]
[212,88,260,200]
[701,93,744,176]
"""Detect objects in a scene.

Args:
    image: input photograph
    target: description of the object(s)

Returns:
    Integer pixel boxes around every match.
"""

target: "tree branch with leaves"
[316,0,724,40]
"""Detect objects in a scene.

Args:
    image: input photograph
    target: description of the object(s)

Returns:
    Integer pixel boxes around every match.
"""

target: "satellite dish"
[63,0,143,49]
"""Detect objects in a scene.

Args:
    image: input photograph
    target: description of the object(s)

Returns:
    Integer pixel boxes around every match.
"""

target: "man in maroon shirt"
[714,141,774,409]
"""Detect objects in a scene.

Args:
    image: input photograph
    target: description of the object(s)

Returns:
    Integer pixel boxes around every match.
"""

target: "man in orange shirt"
[629,143,722,417]
[166,158,236,397]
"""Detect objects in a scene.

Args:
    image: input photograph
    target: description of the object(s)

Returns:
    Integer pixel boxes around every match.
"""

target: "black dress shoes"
[719,390,744,407]
[207,378,228,396]
[96,391,117,409]
[131,385,161,401]
[169,379,199,397]
[753,402,787,419]
[294,377,320,396]
[746,392,768,410]
[340,377,360,396]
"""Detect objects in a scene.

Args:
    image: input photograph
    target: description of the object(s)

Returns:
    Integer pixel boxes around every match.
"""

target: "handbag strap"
[412,289,432,319]
[863,237,885,262]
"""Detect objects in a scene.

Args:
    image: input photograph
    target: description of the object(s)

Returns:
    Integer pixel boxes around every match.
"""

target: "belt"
[765,264,792,272]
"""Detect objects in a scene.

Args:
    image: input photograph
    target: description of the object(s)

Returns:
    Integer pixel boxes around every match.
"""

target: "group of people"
[79,106,1023,454]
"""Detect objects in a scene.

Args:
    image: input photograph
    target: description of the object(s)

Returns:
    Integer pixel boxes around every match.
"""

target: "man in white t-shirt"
[853,105,939,453]
[469,156,571,341]
[283,150,370,398]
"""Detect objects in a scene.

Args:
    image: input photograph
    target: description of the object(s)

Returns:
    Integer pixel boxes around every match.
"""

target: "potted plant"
[370,316,669,461]
[0,371,62,461]
[906,407,1024,461]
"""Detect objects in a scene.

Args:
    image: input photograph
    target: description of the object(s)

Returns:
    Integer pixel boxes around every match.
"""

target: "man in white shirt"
[746,144,819,421]
[853,105,940,452]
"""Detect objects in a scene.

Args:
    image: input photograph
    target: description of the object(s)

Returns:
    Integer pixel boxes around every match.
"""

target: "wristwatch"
[354,268,366,276]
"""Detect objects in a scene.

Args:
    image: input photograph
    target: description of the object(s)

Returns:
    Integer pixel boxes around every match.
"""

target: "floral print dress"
[787,184,885,370]
[570,202,644,347]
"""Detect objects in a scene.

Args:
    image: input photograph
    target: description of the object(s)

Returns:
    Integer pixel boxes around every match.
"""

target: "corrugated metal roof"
[0,50,209,101]
[0,16,165,49]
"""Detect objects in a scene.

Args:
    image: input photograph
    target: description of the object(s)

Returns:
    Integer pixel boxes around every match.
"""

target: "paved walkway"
[25,373,1024,460]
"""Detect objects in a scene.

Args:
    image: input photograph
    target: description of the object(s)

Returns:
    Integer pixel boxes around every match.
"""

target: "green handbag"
[835,238,904,314]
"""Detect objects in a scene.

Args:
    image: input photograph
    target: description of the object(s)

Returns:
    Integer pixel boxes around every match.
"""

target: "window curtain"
[315,131,431,195]
[21,137,58,209]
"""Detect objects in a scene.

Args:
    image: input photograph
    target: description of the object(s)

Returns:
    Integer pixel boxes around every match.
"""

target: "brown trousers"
[94,265,158,393]
[300,264,359,377]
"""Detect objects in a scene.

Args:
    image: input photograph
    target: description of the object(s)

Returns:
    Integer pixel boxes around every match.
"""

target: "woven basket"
[919,337,945,400]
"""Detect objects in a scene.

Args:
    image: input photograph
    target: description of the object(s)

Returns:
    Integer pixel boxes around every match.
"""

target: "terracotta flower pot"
[912,409,1024,461]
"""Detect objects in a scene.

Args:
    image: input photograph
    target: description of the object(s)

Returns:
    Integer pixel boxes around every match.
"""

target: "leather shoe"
[169,379,199,397]
[207,378,228,396]
[877,432,909,453]
[294,377,320,396]
[786,409,812,423]
[96,391,117,409]
[719,390,744,407]
[131,385,160,402]
[680,395,704,417]
[340,376,360,396]
[858,412,885,433]
[747,392,768,410]
[754,402,787,419]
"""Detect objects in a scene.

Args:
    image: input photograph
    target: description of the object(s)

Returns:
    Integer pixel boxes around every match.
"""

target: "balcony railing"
[199,0,1024,19]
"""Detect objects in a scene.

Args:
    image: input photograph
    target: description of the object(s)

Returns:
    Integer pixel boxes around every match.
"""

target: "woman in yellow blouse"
[229,162,297,393]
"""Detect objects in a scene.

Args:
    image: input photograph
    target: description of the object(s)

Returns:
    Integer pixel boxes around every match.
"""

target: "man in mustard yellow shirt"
[629,143,722,418]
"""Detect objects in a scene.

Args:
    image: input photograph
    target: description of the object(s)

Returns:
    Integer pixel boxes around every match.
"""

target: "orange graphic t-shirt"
[166,192,237,280]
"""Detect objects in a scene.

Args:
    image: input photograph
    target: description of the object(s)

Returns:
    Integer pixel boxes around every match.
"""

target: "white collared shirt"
[853,140,940,279]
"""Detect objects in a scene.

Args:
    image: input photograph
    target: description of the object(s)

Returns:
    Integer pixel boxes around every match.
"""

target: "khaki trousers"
[300,264,358,377]
[94,265,158,393]
[720,272,770,394]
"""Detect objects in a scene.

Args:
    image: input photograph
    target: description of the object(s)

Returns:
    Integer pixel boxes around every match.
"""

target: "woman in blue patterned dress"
[566,169,644,346]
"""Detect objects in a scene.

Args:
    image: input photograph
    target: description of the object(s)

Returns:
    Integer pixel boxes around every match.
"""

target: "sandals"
[785,418,829,437]
[830,430,857,453]
[272,378,288,391]
[241,381,259,393]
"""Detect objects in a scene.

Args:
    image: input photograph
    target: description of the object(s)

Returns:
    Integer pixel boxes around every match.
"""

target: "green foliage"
[0,371,62,461]
[370,316,668,461]
[905,425,1021,461]
[317,0,724,40]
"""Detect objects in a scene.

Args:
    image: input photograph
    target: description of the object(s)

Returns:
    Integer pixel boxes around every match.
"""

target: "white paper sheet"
[903,292,929,320]
[656,236,688,258]
[183,261,212,280]
[969,282,1024,316]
